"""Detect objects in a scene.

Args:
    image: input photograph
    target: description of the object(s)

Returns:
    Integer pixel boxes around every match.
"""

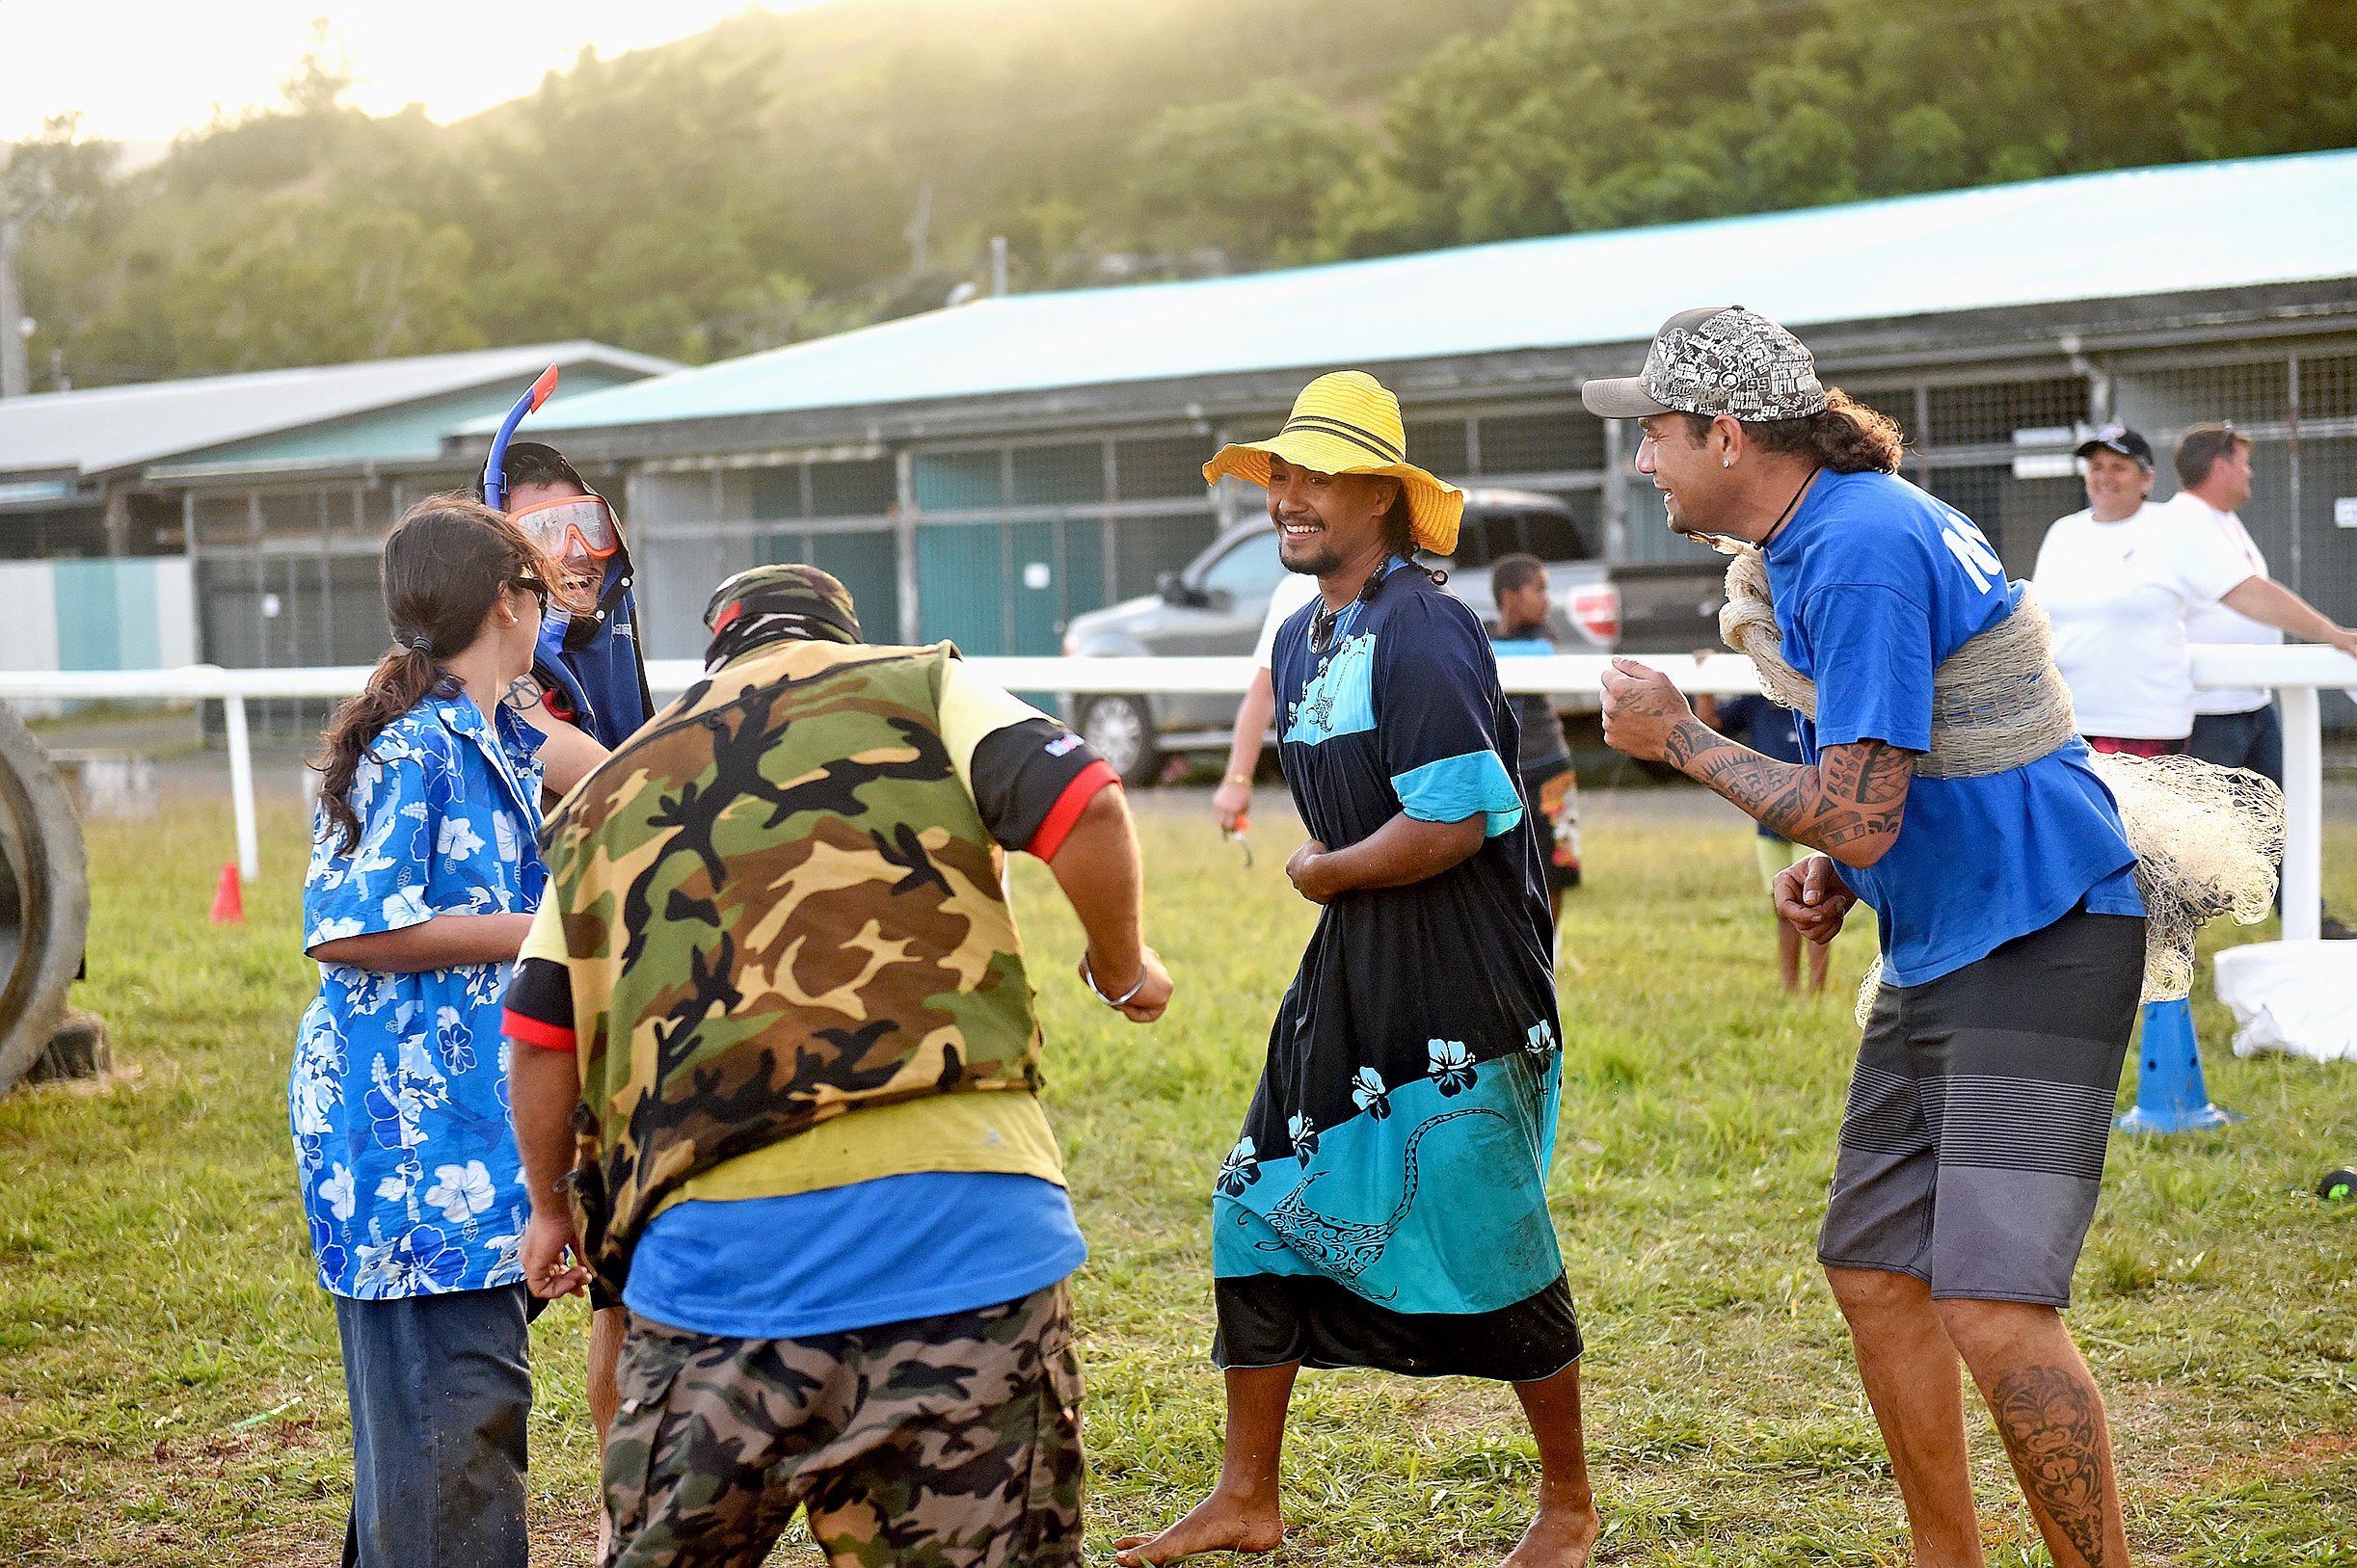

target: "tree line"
[6,0,2352,387]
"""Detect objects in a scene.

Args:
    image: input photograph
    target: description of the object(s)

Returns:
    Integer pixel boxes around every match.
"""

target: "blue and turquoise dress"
[1213,562,1581,1380]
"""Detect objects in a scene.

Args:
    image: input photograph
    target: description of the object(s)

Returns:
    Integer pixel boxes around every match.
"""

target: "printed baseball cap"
[2074,423,2155,467]
[1581,306,1828,422]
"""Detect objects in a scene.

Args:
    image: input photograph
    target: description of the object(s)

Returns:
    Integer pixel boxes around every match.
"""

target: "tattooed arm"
[1666,728,1912,868]
[1599,657,1912,869]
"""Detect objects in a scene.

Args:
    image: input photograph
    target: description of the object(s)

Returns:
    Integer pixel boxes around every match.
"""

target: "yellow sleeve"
[518,890,569,965]
[938,656,1057,801]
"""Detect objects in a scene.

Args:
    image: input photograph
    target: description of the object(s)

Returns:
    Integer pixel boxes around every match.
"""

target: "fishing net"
[1714,548,2284,1013]
[2084,751,2284,1001]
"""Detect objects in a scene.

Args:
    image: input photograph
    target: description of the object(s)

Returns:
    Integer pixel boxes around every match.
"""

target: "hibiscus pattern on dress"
[289,693,546,1300]
[1218,1135,1263,1197]
[1427,1038,1477,1096]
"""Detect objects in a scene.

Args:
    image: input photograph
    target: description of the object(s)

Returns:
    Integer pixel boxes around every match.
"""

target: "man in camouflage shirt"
[504,565,1172,1567]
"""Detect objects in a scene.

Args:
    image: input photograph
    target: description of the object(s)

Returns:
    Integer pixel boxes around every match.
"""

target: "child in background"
[1487,554,1583,942]
[1695,672,1829,994]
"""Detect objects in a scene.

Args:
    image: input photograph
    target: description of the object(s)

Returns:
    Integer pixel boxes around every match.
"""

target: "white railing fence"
[3,648,2349,942]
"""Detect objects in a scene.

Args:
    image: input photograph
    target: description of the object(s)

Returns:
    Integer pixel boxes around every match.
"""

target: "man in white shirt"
[2157,421,2357,935]
[2159,423,2357,770]
[1213,568,1320,832]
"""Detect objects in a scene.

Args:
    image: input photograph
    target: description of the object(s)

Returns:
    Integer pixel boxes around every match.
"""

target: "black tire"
[1080,694,1162,787]
[0,704,91,1094]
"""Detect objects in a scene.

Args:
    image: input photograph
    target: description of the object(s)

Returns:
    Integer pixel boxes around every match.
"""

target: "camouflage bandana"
[1583,305,1828,422]
[704,564,864,669]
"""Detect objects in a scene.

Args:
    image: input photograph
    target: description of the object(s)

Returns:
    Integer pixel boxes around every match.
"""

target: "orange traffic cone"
[210,862,245,926]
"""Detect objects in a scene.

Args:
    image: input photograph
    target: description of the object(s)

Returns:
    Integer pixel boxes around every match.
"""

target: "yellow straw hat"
[1203,371,1464,556]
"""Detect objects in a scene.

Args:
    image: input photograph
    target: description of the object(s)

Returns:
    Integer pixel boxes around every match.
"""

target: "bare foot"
[1500,1490,1599,1568]
[1112,1486,1284,1566]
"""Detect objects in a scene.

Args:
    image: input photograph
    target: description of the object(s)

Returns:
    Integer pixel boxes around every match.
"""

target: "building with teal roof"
[440,150,2357,662]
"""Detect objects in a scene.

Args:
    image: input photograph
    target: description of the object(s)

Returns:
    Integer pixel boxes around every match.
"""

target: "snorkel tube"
[482,363,562,511]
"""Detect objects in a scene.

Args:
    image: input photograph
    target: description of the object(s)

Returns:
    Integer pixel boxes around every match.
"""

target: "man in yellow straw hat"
[1116,372,1597,1567]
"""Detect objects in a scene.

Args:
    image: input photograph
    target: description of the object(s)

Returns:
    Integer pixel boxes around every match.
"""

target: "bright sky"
[1,1,830,146]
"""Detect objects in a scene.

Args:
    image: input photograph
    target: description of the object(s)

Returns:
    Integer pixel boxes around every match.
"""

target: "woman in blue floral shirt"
[295,496,602,1568]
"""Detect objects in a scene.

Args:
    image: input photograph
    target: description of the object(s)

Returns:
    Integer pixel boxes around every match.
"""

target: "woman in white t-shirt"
[2033,426,2260,755]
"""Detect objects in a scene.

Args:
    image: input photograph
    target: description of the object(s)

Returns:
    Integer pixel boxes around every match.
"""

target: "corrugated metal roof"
[0,341,679,479]
[144,365,655,478]
[510,149,2357,436]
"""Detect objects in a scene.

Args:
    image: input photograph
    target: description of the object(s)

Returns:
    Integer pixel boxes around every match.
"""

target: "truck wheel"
[1081,695,1161,787]
[0,704,91,1094]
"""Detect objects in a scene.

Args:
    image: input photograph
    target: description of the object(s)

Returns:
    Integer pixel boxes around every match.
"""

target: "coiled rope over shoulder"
[1714,545,2283,1006]
[1718,545,2079,779]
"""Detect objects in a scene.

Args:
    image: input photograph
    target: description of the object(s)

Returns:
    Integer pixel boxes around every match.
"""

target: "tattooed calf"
[1987,1363,2112,1567]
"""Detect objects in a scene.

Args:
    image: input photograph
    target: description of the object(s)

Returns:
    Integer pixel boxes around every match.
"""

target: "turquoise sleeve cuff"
[1391,750,1524,837]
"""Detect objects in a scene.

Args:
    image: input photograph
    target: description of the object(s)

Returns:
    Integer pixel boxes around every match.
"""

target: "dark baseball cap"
[2074,424,2154,467]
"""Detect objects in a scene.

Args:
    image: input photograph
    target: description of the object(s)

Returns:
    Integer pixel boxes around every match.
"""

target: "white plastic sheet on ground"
[2215,941,2357,1063]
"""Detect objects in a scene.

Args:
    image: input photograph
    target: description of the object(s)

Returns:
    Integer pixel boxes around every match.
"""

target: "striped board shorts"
[1817,907,2146,1306]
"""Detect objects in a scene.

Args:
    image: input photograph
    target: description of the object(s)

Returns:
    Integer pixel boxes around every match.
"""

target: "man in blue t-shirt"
[1587,307,2145,1568]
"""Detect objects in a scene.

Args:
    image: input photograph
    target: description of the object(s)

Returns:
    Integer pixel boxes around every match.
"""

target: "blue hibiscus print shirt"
[291,692,547,1300]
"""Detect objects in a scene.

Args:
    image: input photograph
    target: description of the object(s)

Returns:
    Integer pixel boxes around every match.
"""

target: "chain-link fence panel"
[2292,434,2357,627]
[1922,377,2087,450]
[1112,436,1212,499]
[1476,409,1605,477]
[1403,416,1471,479]
[1009,442,1102,507]
[808,459,897,518]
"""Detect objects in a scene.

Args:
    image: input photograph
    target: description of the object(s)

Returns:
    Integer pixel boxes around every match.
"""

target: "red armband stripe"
[501,1007,576,1053]
[1027,760,1120,862]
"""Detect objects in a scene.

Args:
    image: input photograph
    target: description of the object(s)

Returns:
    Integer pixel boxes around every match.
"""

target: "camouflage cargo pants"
[601,1282,1084,1568]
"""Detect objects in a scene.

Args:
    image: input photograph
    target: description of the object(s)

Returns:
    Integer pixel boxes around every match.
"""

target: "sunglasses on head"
[510,493,621,562]
[509,573,549,607]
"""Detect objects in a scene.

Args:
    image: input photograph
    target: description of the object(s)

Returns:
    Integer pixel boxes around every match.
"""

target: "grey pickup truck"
[1059,487,1725,784]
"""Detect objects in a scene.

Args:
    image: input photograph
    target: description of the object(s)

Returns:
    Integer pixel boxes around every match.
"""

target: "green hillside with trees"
[6,0,2353,386]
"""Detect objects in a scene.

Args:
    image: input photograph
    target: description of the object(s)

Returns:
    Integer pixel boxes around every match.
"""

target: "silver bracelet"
[1082,952,1148,1007]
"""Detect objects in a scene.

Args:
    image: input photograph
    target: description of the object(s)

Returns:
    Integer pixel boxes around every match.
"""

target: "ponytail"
[310,647,454,853]
[1379,486,1448,587]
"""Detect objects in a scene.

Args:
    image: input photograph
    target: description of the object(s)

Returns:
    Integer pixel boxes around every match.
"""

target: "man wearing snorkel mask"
[484,441,656,751]
[480,440,652,1483]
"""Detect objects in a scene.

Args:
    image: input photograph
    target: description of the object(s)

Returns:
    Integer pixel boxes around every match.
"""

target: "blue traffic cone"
[2115,997,2241,1133]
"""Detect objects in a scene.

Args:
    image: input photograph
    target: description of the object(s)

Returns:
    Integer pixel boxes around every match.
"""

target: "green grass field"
[3,791,2352,1566]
